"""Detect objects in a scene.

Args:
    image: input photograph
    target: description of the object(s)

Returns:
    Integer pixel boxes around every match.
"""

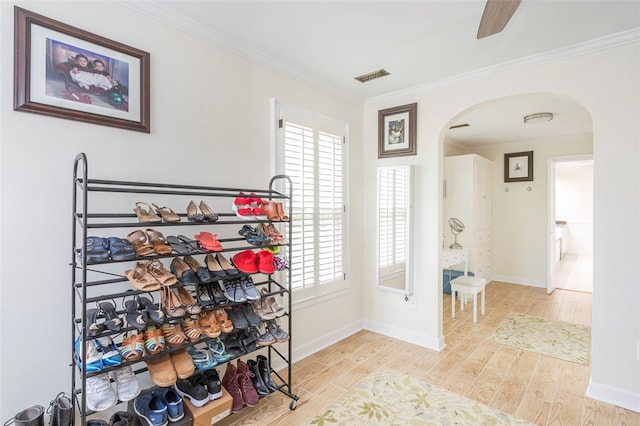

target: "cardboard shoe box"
[184,389,233,426]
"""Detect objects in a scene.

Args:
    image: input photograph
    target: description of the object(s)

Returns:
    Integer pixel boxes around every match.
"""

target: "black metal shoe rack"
[71,152,299,424]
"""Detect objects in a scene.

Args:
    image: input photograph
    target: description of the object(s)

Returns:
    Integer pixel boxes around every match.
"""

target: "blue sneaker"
[153,387,184,422]
[74,337,103,373]
[134,391,168,426]
[93,336,122,367]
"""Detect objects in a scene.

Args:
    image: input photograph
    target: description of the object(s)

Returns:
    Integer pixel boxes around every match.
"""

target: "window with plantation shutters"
[272,100,348,302]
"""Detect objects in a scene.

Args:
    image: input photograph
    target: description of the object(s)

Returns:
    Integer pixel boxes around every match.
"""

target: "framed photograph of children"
[13,7,151,133]
[504,151,534,182]
[378,103,417,158]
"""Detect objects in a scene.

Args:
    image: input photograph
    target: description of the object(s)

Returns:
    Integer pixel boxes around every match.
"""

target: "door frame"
[546,154,593,294]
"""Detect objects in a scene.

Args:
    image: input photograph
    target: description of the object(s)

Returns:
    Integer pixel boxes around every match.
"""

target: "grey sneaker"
[86,373,118,412]
[109,365,141,401]
[219,278,246,303]
[238,276,261,301]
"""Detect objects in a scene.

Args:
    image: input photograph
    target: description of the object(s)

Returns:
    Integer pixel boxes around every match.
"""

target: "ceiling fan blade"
[477,0,522,39]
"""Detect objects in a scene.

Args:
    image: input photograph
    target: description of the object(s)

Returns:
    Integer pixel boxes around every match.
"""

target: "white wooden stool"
[451,276,487,323]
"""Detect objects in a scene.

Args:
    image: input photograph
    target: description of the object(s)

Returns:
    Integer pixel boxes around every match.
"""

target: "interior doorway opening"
[547,156,593,294]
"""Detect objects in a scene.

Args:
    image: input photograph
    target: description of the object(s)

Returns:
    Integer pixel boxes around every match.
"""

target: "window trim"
[271,98,349,304]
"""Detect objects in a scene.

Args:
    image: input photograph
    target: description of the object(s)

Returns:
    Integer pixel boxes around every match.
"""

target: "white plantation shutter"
[274,101,347,301]
[378,167,408,276]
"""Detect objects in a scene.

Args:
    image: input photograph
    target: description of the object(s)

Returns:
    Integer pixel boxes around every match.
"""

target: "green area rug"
[306,369,534,425]
[489,312,590,365]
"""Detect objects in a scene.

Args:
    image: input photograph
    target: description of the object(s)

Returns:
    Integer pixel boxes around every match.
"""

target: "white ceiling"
[119,0,640,146]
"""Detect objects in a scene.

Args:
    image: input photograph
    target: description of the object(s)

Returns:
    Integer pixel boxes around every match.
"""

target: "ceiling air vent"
[354,69,390,83]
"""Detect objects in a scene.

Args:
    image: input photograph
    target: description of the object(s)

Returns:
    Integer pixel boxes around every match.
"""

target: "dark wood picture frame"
[14,7,151,133]
[504,151,534,182]
[378,103,417,158]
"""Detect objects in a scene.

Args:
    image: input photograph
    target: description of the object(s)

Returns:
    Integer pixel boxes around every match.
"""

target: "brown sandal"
[124,261,161,291]
[133,202,162,223]
[260,222,287,245]
[182,317,204,342]
[147,259,177,286]
[161,323,187,348]
[151,203,181,223]
[146,229,173,255]
[260,201,280,222]
[126,229,155,256]
[198,311,221,338]
[276,202,289,221]
[214,308,234,333]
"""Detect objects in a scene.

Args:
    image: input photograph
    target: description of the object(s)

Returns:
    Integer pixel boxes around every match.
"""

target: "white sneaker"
[86,373,117,412]
[110,365,141,401]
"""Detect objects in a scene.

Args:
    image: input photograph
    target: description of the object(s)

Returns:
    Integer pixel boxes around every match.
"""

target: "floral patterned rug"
[306,369,535,425]
[489,312,590,365]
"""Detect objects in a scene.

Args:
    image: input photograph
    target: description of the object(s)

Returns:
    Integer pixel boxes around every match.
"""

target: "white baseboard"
[586,378,640,413]
[362,319,443,351]
[490,274,545,288]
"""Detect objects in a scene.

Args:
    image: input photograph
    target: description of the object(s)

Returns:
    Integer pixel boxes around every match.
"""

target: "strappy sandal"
[123,294,149,330]
[139,295,165,324]
[174,286,202,315]
[146,259,178,286]
[161,323,187,348]
[119,331,144,361]
[86,308,105,337]
[145,229,173,255]
[151,203,181,223]
[198,311,221,338]
[177,235,204,253]
[124,261,161,291]
[261,288,285,317]
[98,301,123,331]
[161,287,186,318]
[214,308,234,333]
[143,325,165,355]
[133,202,162,223]
[260,223,287,245]
[183,317,204,342]
[126,229,155,256]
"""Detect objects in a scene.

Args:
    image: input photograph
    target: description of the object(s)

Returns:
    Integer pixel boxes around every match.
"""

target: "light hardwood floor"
[217,282,639,425]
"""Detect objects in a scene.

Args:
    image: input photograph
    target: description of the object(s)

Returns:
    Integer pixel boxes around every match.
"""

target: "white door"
[547,159,557,294]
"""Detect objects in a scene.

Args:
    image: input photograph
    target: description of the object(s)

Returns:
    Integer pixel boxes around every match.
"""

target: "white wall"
[0,1,364,418]
[473,134,593,287]
[363,43,640,411]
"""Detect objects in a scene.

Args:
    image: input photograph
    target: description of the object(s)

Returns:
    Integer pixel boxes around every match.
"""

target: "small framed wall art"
[504,151,534,182]
[13,7,151,132]
[378,103,417,158]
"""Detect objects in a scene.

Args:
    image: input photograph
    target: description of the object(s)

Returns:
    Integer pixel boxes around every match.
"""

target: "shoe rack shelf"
[71,152,299,423]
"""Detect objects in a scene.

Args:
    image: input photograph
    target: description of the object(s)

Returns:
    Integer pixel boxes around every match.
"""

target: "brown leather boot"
[236,360,259,407]
[221,363,244,413]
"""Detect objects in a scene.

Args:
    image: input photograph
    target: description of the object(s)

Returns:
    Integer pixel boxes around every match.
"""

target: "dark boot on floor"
[221,363,244,413]
[236,360,259,407]
[48,393,72,426]
[256,355,278,392]
[109,411,137,426]
[247,359,270,396]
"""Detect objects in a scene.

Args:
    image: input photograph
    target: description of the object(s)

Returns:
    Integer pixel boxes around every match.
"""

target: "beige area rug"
[306,369,535,425]
[489,312,590,365]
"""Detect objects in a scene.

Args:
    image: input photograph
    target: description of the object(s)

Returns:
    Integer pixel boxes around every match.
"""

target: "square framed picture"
[378,103,417,158]
[13,7,150,132]
[504,151,534,182]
